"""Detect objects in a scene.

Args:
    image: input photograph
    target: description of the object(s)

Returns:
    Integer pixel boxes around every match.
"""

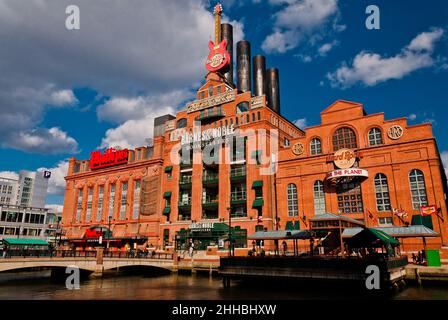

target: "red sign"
[420,205,437,216]
[89,148,128,170]
[205,4,230,72]
[85,229,103,238]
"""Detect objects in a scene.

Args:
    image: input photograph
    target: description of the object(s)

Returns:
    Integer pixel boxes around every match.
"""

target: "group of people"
[412,251,427,265]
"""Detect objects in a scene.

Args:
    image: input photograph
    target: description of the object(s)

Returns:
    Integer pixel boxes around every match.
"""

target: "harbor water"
[0,271,447,300]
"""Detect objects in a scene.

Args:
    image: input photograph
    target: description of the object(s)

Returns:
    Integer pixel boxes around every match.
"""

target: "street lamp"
[227,207,232,257]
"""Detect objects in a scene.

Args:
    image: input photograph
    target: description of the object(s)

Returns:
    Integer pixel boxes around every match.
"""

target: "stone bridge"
[0,257,175,276]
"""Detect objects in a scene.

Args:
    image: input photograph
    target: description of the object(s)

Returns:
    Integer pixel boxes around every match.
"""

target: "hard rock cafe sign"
[291,142,304,155]
[387,125,404,140]
[333,148,356,169]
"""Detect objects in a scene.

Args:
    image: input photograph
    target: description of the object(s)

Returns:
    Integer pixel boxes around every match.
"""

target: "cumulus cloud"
[441,151,448,179]
[0,171,19,180]
[408,113,417,121]
[45,204,64,213]
[262,0,340,54]
[38,161,69,195]
[5,127,79,154]
[327,28,444,88]
[294,118,307,128]
[0,0,244,154]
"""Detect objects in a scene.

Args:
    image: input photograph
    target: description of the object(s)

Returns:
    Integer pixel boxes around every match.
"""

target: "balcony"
[178,214,191,221]
[178,197,192,209]
[202,172,219,185]
[230,191,247,205]
[202,196,219,208]
[195,107,225,123]
[179,175,192,189]
[230,166,246,181]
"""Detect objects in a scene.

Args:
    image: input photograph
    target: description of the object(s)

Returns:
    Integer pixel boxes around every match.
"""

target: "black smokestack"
[253,55,266,96]
[266,68,280,114]
[236,40,251,93]
[221,23,233,85]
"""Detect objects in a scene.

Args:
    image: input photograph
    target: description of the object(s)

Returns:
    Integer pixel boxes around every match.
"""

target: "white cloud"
[262,0,340,54]
[408,113,417,121]
[294,118,307,128]
[97,90,192,124]
[6,127,79,154]
[327,28,444,88]
[0,0,244,154]
[38,161,69,195]
[45,204,63,213]
[100,116,162,149]
[441,151,448,179]
[318,40,338,56]
[0,171,19,180]
[49,90,78,107]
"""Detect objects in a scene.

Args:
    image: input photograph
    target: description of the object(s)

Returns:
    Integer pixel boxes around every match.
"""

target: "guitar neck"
[214,13,221,44]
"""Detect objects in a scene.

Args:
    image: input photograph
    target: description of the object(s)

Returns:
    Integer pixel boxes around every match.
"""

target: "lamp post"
[227,207,232,257]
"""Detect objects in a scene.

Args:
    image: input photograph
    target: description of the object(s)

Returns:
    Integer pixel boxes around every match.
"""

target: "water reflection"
[0,272,447,300]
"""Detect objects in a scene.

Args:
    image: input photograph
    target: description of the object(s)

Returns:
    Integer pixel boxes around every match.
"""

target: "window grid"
[333,127,357,151]
[86,187,93,222]
[76,189,83,223]
[120,182,128,220]
[310,138,322,155]
[313,181,326,215]
[368,128,383,146]
[108,184,116,219]
[374,173,391,211]
[132,180,141,219]
[96,186,104,221]
[336,180,364,213]
[287,183,298,217]
[409,169,428,210]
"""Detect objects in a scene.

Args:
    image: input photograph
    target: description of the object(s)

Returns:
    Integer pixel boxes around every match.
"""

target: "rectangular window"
[378,217,393,226]
[132,180,141,219]
[86,187,93,222]
[108,184,116,219]
[76,189,83,223]
[336,179,364,214]
[96,186,104,221]
[120,182,128,220]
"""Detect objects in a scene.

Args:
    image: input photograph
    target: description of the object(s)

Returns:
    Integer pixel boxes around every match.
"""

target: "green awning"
[411,214,434,230]
[252,180,263,188]
[285,221,301,230]
[163,207,171,214]
[3,238,49,246]
[164,166,173,173]
[345,228,400,251]
[163,191,172,198]
[252,198,264,208]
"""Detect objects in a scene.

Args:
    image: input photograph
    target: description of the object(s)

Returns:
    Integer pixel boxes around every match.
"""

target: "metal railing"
[230,190,246,201]
[103,250,173,260]
[179,175,192,184]
[202,172,219,182]
[230,166,246,177]
[202,195,219,204]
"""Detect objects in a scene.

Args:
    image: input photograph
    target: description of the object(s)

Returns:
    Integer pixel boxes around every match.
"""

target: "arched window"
[374,173,391,211]
[333,127,357,151]
[313,181,326,215]
[287,183,298,217]
[368,128,383,146]
[177,118,187,129]
[310,138,322,155]
[409,169,428,210]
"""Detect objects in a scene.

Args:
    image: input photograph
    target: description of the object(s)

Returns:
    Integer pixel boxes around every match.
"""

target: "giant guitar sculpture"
[205,3,230,72]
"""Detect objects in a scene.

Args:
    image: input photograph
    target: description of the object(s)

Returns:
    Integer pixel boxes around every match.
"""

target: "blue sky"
[0,0,447,207]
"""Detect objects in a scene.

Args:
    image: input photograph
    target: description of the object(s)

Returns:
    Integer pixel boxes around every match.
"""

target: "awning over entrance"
[345,228,400,248]
[248,229,315,240]
[309,212,365,228]
[342,226,439,238]
[3,238,49,246]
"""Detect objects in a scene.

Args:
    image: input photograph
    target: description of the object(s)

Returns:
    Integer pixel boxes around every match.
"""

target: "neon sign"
[89,148,128,170]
